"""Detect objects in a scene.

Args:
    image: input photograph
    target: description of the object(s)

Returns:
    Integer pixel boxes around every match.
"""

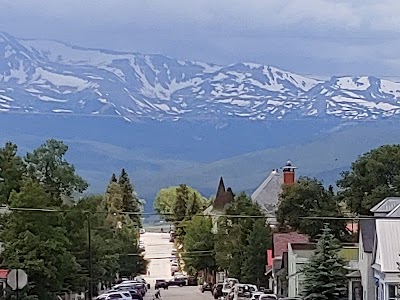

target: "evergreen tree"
[110,173,117,183]
[0,142,26,205]
[104,181,128,228]
[173,184,190,222]
[302,225,348,300]
[241,219,272,285]
[118,169,141,226]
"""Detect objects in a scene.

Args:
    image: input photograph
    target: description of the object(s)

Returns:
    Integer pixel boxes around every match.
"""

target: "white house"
[287,243,315,297]
[287,242,359,298]
[372,219,400,300]
[357,218,376,300]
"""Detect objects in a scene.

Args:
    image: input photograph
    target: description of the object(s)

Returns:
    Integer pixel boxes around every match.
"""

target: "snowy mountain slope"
[1,31,400,121]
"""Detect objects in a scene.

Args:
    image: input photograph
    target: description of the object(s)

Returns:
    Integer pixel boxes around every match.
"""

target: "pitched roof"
[213,177,234,210]
[273,232,309,257]
[251,170,283,212]
[375,219,400,272]
[359,218,376,253]
[370,197,400,214]
[290,243,317,251]
[290,243,316,259]
[387,204,400,217]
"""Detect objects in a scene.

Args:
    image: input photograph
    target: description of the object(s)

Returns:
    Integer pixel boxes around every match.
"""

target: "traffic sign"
[7,269,28,290]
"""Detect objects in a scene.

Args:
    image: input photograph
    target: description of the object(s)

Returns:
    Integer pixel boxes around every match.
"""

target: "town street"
[141,232,213,300]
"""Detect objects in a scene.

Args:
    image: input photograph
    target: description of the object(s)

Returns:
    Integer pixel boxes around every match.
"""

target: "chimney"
[282,160,297,186]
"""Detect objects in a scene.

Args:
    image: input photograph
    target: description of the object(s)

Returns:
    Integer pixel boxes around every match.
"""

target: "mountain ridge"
[1,31,400,121]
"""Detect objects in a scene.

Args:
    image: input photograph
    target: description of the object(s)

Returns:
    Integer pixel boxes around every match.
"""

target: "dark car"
[201,282,213,293]
[168,277,186,287]
[187,276,197,286]
[155,279,169,290]
[213,283,223,299]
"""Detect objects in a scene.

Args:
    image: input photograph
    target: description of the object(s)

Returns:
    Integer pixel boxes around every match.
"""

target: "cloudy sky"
[2,0,400,78]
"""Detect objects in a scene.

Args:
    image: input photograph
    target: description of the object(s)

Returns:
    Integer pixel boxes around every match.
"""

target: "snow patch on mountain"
[2,32,400,121]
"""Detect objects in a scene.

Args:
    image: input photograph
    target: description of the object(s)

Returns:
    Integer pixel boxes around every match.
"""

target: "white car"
[96,291,132,300]
[251,292,265,300]
[259,295,277,300]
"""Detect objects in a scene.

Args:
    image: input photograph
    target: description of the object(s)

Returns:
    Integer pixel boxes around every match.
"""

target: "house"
[287,242,359,298]
[251,161,297,224]
[270,232,309,296]
[203,177,234,234]
[357,218,376,300]
[372,219,400,300]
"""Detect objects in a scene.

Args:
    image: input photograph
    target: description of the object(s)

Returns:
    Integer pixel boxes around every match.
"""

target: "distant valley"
[1,32,400,213]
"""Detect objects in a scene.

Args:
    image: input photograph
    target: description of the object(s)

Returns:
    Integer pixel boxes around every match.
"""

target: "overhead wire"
[3,206,390,220]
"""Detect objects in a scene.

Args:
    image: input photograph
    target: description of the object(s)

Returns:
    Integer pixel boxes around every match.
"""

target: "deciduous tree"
[241,219,271,285]
[1,180,79,300]
[277,177,347,240]
[153,185,207,222]
[25,139,88,203]
[0,142,26,205]
[183,216,215,275]
[337,144,400,215]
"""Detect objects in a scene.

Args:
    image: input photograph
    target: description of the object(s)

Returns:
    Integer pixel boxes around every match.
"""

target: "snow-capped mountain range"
[1,31,400,122]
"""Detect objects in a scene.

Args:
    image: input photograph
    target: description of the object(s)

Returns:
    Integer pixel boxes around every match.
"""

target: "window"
[108,294,123,299]
[388,284,398,300]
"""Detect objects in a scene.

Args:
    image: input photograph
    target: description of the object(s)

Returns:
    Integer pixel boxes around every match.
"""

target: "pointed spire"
[216,176,226,197]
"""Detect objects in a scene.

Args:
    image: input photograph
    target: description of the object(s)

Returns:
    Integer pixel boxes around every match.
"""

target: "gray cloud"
[2,0,400,76]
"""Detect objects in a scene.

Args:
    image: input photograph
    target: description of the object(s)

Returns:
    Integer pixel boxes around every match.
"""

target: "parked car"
[139,228,145,234]
[259,295,278,300]
[187,276,197,286]
[168,277,186,287]
[213,283,224,299]
[201,282,213,293]
[105,288,142,300]
[96,291,132,300]
[155,279,169,290]
[113,283,146,296]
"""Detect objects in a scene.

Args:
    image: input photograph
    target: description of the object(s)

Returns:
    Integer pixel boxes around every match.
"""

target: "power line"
[4,206,391,220]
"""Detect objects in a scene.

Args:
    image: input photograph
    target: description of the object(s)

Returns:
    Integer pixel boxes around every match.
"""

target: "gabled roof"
[359,218,376,253]
[273,232,309,257]
[387,204,400,217]
[370,197,400,214]
[251,170,283,212]
[289,243,316,259]
[374,219,400,272]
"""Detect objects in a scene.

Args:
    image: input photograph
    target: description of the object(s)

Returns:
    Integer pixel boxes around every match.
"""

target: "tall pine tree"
[302,225,348,300]
[118,169,141,226]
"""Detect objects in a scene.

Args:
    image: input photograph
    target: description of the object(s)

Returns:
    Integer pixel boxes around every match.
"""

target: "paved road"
[140,232,212,300]
[141,232,174,285]
[149,286,214,300]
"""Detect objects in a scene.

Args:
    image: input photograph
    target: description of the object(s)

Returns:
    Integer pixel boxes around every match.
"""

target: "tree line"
[154,185,271,286]
[153,144,400,299]
[0,139,146,300]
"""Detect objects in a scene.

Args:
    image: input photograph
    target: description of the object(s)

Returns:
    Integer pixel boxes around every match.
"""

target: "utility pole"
[87,215,93,300]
